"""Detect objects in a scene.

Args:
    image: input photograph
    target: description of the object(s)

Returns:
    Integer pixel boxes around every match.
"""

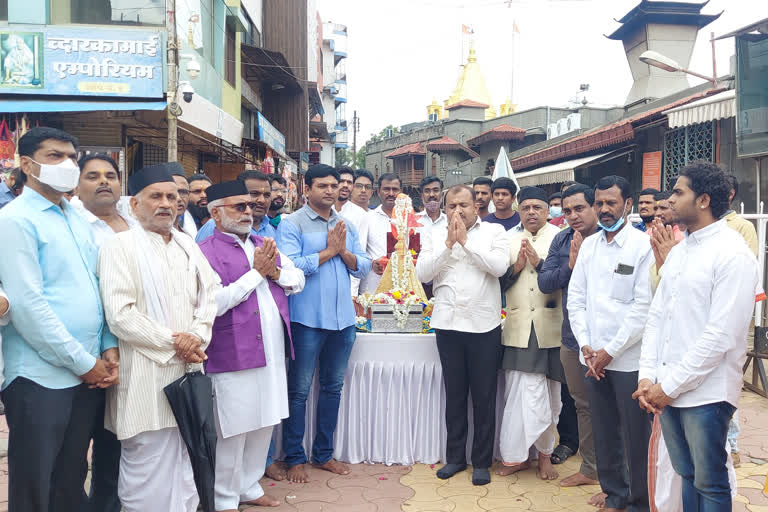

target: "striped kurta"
[98,229,219,440]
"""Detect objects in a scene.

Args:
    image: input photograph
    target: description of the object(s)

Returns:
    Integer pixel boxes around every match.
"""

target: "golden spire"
[447,40,496,120]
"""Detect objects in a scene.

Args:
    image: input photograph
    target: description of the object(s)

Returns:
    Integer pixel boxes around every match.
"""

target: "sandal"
[550,444,575,465]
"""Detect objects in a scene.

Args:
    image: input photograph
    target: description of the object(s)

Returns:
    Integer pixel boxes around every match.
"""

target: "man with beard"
[268,175,288,228]
[198,180,305,510]
[416,185,509,486]
[170,168,197,238]
[472,177,492,219]
[497,186,564,481]
[651,191,685,240]
[538,184,605,507]
[634,188,659,233]
[351,169,375,210]
[335,167,369,298]
[416,176,447,234]
[568,176,653,512]
[483,177,520,231]
[360,173,402,294]
[187,173,212,229]
[636,162,757,512]
[72,154,138,512]
[196,171,276,242]
[98,164,219,512]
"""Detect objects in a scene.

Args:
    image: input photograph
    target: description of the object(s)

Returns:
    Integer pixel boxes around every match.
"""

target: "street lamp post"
[639,32,719,88]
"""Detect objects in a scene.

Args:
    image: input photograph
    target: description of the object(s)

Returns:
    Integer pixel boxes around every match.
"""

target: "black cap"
[518,186,548,204]
[206,180,249,202]
[168,162,186,177]
[128,163,176,195]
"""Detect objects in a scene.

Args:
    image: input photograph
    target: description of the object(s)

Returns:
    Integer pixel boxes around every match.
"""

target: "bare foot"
[243,494,281,507]
[286,464,309,483]
[589,493,607,507]
[496,460,530,476]
[314,459,350,475]
[537,454,558,480]
[560,471,599,487]
[265,461,287,481]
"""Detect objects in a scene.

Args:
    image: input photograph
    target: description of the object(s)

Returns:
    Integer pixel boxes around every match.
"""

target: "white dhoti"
[118,427,198,512]
[648,416,738,512]
[214,425,273,510]
[499,370,562,464]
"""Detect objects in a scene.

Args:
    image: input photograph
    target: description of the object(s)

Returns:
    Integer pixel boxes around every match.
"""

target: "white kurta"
[499,370,562,464]
[210,233,304,439]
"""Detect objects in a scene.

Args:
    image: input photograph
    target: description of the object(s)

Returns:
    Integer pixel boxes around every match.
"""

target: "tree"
[367,125,399,144]
[355,146,367,170]
[335,148,353,167]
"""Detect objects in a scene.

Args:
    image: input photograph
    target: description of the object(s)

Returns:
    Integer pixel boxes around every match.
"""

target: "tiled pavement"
[0,391,766,511]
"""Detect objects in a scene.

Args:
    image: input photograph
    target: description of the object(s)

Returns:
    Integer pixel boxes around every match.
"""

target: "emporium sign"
[0,27,164,97]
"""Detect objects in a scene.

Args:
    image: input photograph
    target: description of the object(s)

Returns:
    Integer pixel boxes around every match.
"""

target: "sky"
[316,0,763,143]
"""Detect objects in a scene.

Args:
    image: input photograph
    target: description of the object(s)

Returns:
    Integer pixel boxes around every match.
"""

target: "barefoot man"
[198,180,306,509]
[497,186,564,481]
[276,165,371,483]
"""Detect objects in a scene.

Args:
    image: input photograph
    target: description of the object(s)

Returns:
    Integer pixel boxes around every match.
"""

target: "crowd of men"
[0,126,759,512]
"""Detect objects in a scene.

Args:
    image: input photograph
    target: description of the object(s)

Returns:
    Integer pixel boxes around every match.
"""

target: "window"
[0,0,7,22]
[242,10,261,47]
[736,34,768,157]
[225,20,236,85]
[663,121,715,190]
[51,0,164,26]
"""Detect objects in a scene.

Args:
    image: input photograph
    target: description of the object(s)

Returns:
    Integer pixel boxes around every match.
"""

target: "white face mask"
[30,157,80,193]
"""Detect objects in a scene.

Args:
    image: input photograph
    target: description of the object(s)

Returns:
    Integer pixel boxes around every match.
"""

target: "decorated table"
[274,332,506,465]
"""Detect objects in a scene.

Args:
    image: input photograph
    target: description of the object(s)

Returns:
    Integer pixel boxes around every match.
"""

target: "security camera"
[186,59,201,79]
[179,81,194,103]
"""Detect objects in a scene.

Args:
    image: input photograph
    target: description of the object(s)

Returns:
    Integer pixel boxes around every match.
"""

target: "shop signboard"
[0,27,164,97]
[642,151,662,190]
[256,112,286,157]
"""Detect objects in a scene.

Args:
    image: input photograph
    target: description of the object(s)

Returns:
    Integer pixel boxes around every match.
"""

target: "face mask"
[549,206,562,218]
[424,200,441,214]
[597,200,628,232]
[30,158,79,193]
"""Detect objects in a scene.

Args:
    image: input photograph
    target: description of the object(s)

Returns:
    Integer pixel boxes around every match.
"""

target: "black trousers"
[584,367,651,512]
[435,326,502,469]
[2,377,101,512]
[88,390,122,512]
[556,379,580,452]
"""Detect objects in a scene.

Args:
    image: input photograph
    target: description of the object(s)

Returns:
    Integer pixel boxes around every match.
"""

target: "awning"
[664,89,735,128]
[241,44,302,93]
[514,152,611,186]
[0,98,167,113]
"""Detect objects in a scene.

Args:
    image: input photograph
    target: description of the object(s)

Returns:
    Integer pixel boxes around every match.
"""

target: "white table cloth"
[273,332,507,465]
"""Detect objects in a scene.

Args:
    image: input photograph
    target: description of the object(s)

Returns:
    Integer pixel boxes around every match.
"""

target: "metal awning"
[241,44,302,93]
[514,152,611,186]
[664,89,735,128]
[309,120,330,141]
[0,98,167,113]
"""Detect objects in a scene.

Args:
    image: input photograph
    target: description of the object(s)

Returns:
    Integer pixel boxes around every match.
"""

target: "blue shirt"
[195,215,276,243]
[277,204,371,331]
[0,181,15,209]
[0,187,117,390]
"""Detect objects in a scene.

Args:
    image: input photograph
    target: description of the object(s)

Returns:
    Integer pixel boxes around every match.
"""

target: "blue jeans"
[282,323,356,466]
[266,438,276,467]
[660,402,736,512]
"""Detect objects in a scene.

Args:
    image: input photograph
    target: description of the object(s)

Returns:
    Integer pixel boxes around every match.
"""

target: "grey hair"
[207,198,225,214]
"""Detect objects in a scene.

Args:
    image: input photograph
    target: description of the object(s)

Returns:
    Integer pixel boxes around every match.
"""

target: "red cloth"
[549,216,566,227]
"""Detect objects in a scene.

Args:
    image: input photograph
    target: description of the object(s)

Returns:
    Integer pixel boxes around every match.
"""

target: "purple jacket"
[199,229,293,374]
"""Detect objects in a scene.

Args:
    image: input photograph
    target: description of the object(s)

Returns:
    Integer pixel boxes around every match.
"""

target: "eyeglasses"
[354,183,373,190]
[223,202,257,212]
[177,189,190,197]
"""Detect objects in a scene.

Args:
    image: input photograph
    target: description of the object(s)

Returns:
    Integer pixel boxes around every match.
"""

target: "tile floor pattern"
[0,390,765,511]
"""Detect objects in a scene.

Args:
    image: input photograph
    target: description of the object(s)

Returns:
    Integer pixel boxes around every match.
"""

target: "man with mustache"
[351,169,375,210]
[196,171,276,243]
[198,180,305,510]
[268,174,288,228]
[360,173,402,294]
[334,167,369,298]
[72,153,138,512]
[633,188,659,233]
[170,169,197,238]
[416,176,447,233]
[187,173,212,229]
[482,177,520,231]
[568,175,653,512]
[472,176,492,219]
[497,186,564,481]
[98,164,219,512]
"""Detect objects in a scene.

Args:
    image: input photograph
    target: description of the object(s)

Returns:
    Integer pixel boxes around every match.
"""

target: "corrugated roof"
[426,136,480,158]
[466,124,527,147]
[445,99,490,110]
[386,142,426,159]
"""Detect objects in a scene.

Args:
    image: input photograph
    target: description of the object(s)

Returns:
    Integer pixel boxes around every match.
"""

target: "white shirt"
[338,201,369,296]
[360,205,393,294]
[416,218,509,333]
[415,210,448,236]
[567,223,653,372]
[211,233,305,437]
[180,211,198,239]
[71,196,139,247]
[639,220,758,408]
